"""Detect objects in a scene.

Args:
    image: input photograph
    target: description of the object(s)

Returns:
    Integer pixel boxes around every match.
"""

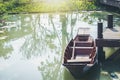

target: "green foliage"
[70,0,97,11]
[0,3,6,13]
[0,0,97,13]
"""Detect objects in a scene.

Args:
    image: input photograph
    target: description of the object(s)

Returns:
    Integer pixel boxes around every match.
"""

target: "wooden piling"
[98,47,105,63]
[107,14,113,28]
[98,22,103,38]
[97,22,105,63]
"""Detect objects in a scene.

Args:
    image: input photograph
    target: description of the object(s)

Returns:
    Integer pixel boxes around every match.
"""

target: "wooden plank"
[96,27,120,47]
[70,47,93,49]
[96,39,120,47]
[74,41,92,43]
[67,56,91,63]
[71,41,75,59]
[103,27,120,39]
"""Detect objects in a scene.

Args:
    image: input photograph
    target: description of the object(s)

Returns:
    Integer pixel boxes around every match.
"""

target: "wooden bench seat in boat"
[74,35,93,47]
[67,56,91,63]
[69,47,93,55]
[70,47,93,49]
[75,34,90,41]
[74,41,93,47]
[67,47,93,63]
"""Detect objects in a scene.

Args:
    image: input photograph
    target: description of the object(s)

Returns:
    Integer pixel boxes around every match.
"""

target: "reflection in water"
[0,11,120,80]
[64,69,75,80]
[102,48,120,80]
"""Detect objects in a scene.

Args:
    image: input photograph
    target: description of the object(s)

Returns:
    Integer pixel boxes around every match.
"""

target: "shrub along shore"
[0,0,98,14]
[0,0,119,14]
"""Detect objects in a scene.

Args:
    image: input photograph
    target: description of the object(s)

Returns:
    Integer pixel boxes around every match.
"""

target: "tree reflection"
[20,14,61,59]
[0,14,19,58]
[36,13,78,80]
[79,11,120,26]
[0,41,13,59]
[0,14,33,59]
[0,11,119,80]
[102,48,120,73]
[36,12,120,80]
[0,11,119,59]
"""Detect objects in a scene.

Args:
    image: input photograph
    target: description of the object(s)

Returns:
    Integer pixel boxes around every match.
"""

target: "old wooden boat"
[63,28,97,78]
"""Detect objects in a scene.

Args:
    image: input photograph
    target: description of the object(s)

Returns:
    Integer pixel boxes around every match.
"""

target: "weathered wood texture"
[103,27,120,39]
[96,23,120,47]
[98,22,103,38]
[96,39,120,47]
[107,15,113,28]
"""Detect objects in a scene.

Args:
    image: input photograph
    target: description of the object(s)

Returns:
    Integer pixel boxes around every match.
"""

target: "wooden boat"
[63,28,97,78]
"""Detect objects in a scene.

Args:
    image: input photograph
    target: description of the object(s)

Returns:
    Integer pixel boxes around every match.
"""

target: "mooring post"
[107,14,113,28]
[97,22,105,63]
[98,22,103,38]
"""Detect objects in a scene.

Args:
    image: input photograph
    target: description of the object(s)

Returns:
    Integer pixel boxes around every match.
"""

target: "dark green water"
[0,11,120,80]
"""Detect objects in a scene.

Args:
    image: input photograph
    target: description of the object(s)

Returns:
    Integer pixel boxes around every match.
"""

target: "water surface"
[0,11,120,80]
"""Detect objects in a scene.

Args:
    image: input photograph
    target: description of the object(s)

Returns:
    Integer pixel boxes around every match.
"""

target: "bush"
[0,0,97,13]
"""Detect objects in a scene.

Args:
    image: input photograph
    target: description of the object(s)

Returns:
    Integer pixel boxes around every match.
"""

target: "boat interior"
[64,34,96,64]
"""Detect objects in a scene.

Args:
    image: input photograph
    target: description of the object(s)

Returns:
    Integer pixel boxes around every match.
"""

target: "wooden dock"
[96,15,120,47]
[95,15,120,63]
[103,27,120,39]
[96,27,120,47]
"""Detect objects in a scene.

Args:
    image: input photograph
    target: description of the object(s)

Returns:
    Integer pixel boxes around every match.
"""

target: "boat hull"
[63,61,98,79]
[63,31,97,78]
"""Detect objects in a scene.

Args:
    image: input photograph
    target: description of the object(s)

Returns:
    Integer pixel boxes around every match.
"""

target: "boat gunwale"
[63,34,96,64]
